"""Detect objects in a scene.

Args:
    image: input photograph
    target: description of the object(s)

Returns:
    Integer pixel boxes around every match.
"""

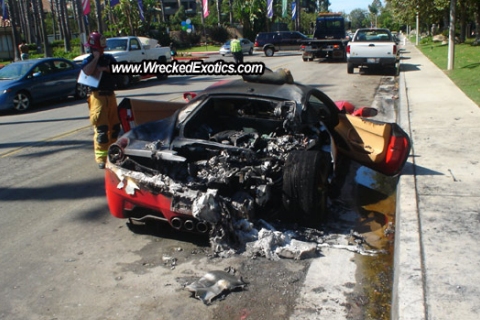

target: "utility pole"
[415,6,419,45]
[447,0,456,70]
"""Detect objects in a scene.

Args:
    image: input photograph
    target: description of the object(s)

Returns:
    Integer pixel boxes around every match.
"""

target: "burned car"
[105,69,410,238]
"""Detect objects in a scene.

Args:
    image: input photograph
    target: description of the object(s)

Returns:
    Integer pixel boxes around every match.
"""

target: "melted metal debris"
[317,230,388,256]
[185,270,247,304]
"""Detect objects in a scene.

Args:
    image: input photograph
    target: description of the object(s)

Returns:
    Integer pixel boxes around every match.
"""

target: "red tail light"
[254,41,259,47]
[118,108,134,133]
[346,45,351,54]
[393,45,397,55]
[378,127,411,176]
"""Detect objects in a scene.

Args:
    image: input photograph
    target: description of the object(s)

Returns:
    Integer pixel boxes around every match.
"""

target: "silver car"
[219,38,254,56]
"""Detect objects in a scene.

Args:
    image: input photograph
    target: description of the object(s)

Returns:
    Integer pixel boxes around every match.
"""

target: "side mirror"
[352,107,378,117]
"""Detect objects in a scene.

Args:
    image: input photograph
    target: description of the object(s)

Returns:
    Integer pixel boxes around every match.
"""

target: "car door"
[285,32,305,50]
[28,61,57,102]
[128,38,145,62]
[51,59,78,96]
[240,39,252,54]
[334,114,411,176]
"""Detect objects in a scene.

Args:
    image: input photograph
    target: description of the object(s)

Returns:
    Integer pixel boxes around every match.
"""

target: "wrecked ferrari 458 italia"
[105,69,410,237]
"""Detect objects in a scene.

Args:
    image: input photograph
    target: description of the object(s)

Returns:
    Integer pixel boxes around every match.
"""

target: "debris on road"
[244,228,318,260]
[185,270,247,304]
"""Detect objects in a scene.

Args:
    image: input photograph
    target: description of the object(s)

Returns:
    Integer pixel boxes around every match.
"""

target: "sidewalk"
[393,41,480,319]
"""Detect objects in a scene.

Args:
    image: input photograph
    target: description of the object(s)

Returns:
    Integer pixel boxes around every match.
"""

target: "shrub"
[208,26,230,44]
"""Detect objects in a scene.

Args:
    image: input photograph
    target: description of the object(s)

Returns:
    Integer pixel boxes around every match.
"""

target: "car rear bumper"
[105,165,209,233]
[347,57,397,66]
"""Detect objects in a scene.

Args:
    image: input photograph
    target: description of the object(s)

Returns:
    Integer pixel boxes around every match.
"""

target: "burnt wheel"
[283,150,332,227]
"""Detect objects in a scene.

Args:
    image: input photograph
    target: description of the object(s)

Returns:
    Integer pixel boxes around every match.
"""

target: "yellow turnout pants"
[87,91,120,164]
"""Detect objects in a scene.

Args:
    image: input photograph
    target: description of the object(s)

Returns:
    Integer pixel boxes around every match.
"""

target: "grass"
[176,45,221,53]
[414,37,480,106]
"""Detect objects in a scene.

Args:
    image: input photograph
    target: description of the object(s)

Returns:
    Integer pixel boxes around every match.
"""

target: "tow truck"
[300,12,350,62]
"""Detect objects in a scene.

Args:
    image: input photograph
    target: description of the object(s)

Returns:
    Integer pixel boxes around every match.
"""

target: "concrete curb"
[391,56,427,319]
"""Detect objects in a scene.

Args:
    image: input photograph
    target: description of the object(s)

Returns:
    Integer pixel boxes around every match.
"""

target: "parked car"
[0,58,87,112]
[254,31,309,56]
[105,69,410,234]
[219,38,254,56]
[346,28,399,74]
[73,36,171,88]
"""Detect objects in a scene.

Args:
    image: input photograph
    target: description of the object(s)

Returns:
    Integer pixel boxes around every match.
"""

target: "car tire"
[248,48,253,55]
[118,75,131,89]
[282,150,331,227]
[156,56,168,80]
[75,83,88,99]
[392,63,399,76]
[13,91,31,112]
[264,47,274,57]
[347,63,354,74]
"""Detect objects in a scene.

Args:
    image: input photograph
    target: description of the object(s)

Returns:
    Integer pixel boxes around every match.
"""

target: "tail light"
[346,45,351,54]
[254,41,259,47]
[377,126,411,176]
[393,45,397,55]
[333,44,340,49]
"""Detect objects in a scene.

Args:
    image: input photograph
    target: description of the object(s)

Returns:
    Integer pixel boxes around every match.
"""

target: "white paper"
[77,70,103,88]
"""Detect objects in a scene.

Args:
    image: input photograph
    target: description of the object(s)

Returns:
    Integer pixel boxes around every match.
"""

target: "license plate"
[305,46,312,51]
[367,58,379,63]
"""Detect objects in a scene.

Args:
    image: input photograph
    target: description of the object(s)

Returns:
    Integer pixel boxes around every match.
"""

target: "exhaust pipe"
[184,220,195,231]
[196,221,209,233]
[171,217,182,230]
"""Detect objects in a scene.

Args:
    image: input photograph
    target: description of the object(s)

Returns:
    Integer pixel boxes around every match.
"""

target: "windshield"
[106,39,128,51]
[315,17,345,39]
[0,61,36,80]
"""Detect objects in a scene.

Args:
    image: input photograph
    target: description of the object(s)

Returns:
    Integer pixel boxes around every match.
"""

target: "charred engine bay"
[110,98,336,252]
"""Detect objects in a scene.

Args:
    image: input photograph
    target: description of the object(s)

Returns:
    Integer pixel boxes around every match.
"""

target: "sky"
[329,0,375,14]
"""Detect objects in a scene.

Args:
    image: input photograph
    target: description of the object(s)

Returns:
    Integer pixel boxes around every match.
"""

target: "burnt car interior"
[182,97,290,141]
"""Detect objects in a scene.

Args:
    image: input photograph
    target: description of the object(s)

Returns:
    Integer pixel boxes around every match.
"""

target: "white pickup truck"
[346,28,399,75]
[74,36,171,88]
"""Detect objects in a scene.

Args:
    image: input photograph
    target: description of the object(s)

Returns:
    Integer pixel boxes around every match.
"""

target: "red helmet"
[86,32,106,53]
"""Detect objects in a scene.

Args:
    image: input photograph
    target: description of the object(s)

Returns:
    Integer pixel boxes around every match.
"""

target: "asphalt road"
[0,52,398,319]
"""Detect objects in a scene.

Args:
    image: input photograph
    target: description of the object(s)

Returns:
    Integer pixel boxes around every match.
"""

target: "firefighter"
[230,35,243,64]
[81,31,120,169]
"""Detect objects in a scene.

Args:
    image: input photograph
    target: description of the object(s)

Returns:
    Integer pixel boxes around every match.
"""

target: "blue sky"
[329,0,374,14]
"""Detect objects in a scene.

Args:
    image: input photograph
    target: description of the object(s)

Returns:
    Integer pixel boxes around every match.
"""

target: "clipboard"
[77,70,103,88]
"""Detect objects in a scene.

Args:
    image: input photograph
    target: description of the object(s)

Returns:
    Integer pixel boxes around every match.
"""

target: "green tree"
[233,0,267,40]
[368,0,382,27]
[349,8,369,29]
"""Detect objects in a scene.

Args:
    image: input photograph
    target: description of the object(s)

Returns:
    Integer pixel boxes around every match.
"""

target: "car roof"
[202,78,311,104]
[9,57,70,66]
